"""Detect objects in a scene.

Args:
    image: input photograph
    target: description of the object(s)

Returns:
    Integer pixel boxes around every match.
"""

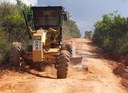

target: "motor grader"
[10,6,71,79]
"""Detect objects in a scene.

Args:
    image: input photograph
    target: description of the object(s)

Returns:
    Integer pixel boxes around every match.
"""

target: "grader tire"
[56,50,69,79]
[10,42,21,67]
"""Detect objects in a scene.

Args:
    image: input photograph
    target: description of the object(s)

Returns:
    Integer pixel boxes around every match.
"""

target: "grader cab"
[31,6,67,30]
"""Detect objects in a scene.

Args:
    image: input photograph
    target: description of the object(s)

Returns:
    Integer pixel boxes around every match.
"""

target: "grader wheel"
[56,50,70,79]
[10,42,21,67]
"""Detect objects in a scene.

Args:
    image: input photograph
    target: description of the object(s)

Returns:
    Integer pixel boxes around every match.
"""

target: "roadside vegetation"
[93,13,128,63]
[0,1,81,63]
[93,13,128,87]
[84,30,93,39]
[63,20,81,39]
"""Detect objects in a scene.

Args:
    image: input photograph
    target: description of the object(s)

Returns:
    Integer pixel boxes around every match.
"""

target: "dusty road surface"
[0,39,127,93]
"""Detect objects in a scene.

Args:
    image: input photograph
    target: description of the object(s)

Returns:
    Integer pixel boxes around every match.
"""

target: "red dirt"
[0,39,127,93]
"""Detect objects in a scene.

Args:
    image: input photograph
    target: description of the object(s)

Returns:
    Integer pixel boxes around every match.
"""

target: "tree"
[63,19,81,38]
[2,13,26,41]
[93,12,128,55]
[0,1,30,63]
[84,31,93,38]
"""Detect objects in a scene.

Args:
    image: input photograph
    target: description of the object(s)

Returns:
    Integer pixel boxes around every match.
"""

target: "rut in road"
[0,39,127,93]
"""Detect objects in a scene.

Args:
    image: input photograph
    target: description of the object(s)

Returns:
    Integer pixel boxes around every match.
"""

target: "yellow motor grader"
[10,6,83,79]
[10,6,71,79]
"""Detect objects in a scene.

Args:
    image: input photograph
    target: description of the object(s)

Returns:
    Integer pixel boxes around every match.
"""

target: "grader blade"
[70,56,83,65]
[68,41,83,65]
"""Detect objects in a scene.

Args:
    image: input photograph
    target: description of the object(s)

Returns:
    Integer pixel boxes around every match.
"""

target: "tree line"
[93,13,128,57]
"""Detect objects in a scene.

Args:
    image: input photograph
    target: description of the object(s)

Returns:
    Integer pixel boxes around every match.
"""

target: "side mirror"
[62,13,69,21]
[27,13,32,22]
[63,13,67,21]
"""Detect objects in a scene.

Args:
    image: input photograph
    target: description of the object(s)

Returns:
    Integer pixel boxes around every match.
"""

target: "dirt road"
[0,39,127,93]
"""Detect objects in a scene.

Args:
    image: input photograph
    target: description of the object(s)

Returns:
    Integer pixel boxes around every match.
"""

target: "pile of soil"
[103,52,128,88]
[120,55,128,66]
[113,64,128,88]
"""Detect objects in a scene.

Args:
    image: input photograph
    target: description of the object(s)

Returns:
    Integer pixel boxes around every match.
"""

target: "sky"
[1,0,128,37]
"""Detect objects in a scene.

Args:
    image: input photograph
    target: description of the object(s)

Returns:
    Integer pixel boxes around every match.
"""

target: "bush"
[93,13,128,56]
[0,28,11,63]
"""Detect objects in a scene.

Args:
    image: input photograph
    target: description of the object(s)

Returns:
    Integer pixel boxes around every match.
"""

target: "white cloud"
[0,0,37,5]
[0,0,16,4]
[22,0,37,5]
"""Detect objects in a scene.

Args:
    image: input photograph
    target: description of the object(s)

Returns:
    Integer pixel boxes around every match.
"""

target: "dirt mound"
[113,64,128,79]
[121,79,128,88]
[113,64,128,88]
[120,55,128,66]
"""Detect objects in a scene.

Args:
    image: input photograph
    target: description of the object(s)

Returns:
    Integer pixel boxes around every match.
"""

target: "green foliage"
[16,1,31,14]
[0,28,10,51]
[0,1,31,63]
[2,13,26,41]
[63,19,81,39]
[0,1,31,42]
[93,13,128,55]
[0,2,19,19]
[0,27,11,63]
[84,31,93,38]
